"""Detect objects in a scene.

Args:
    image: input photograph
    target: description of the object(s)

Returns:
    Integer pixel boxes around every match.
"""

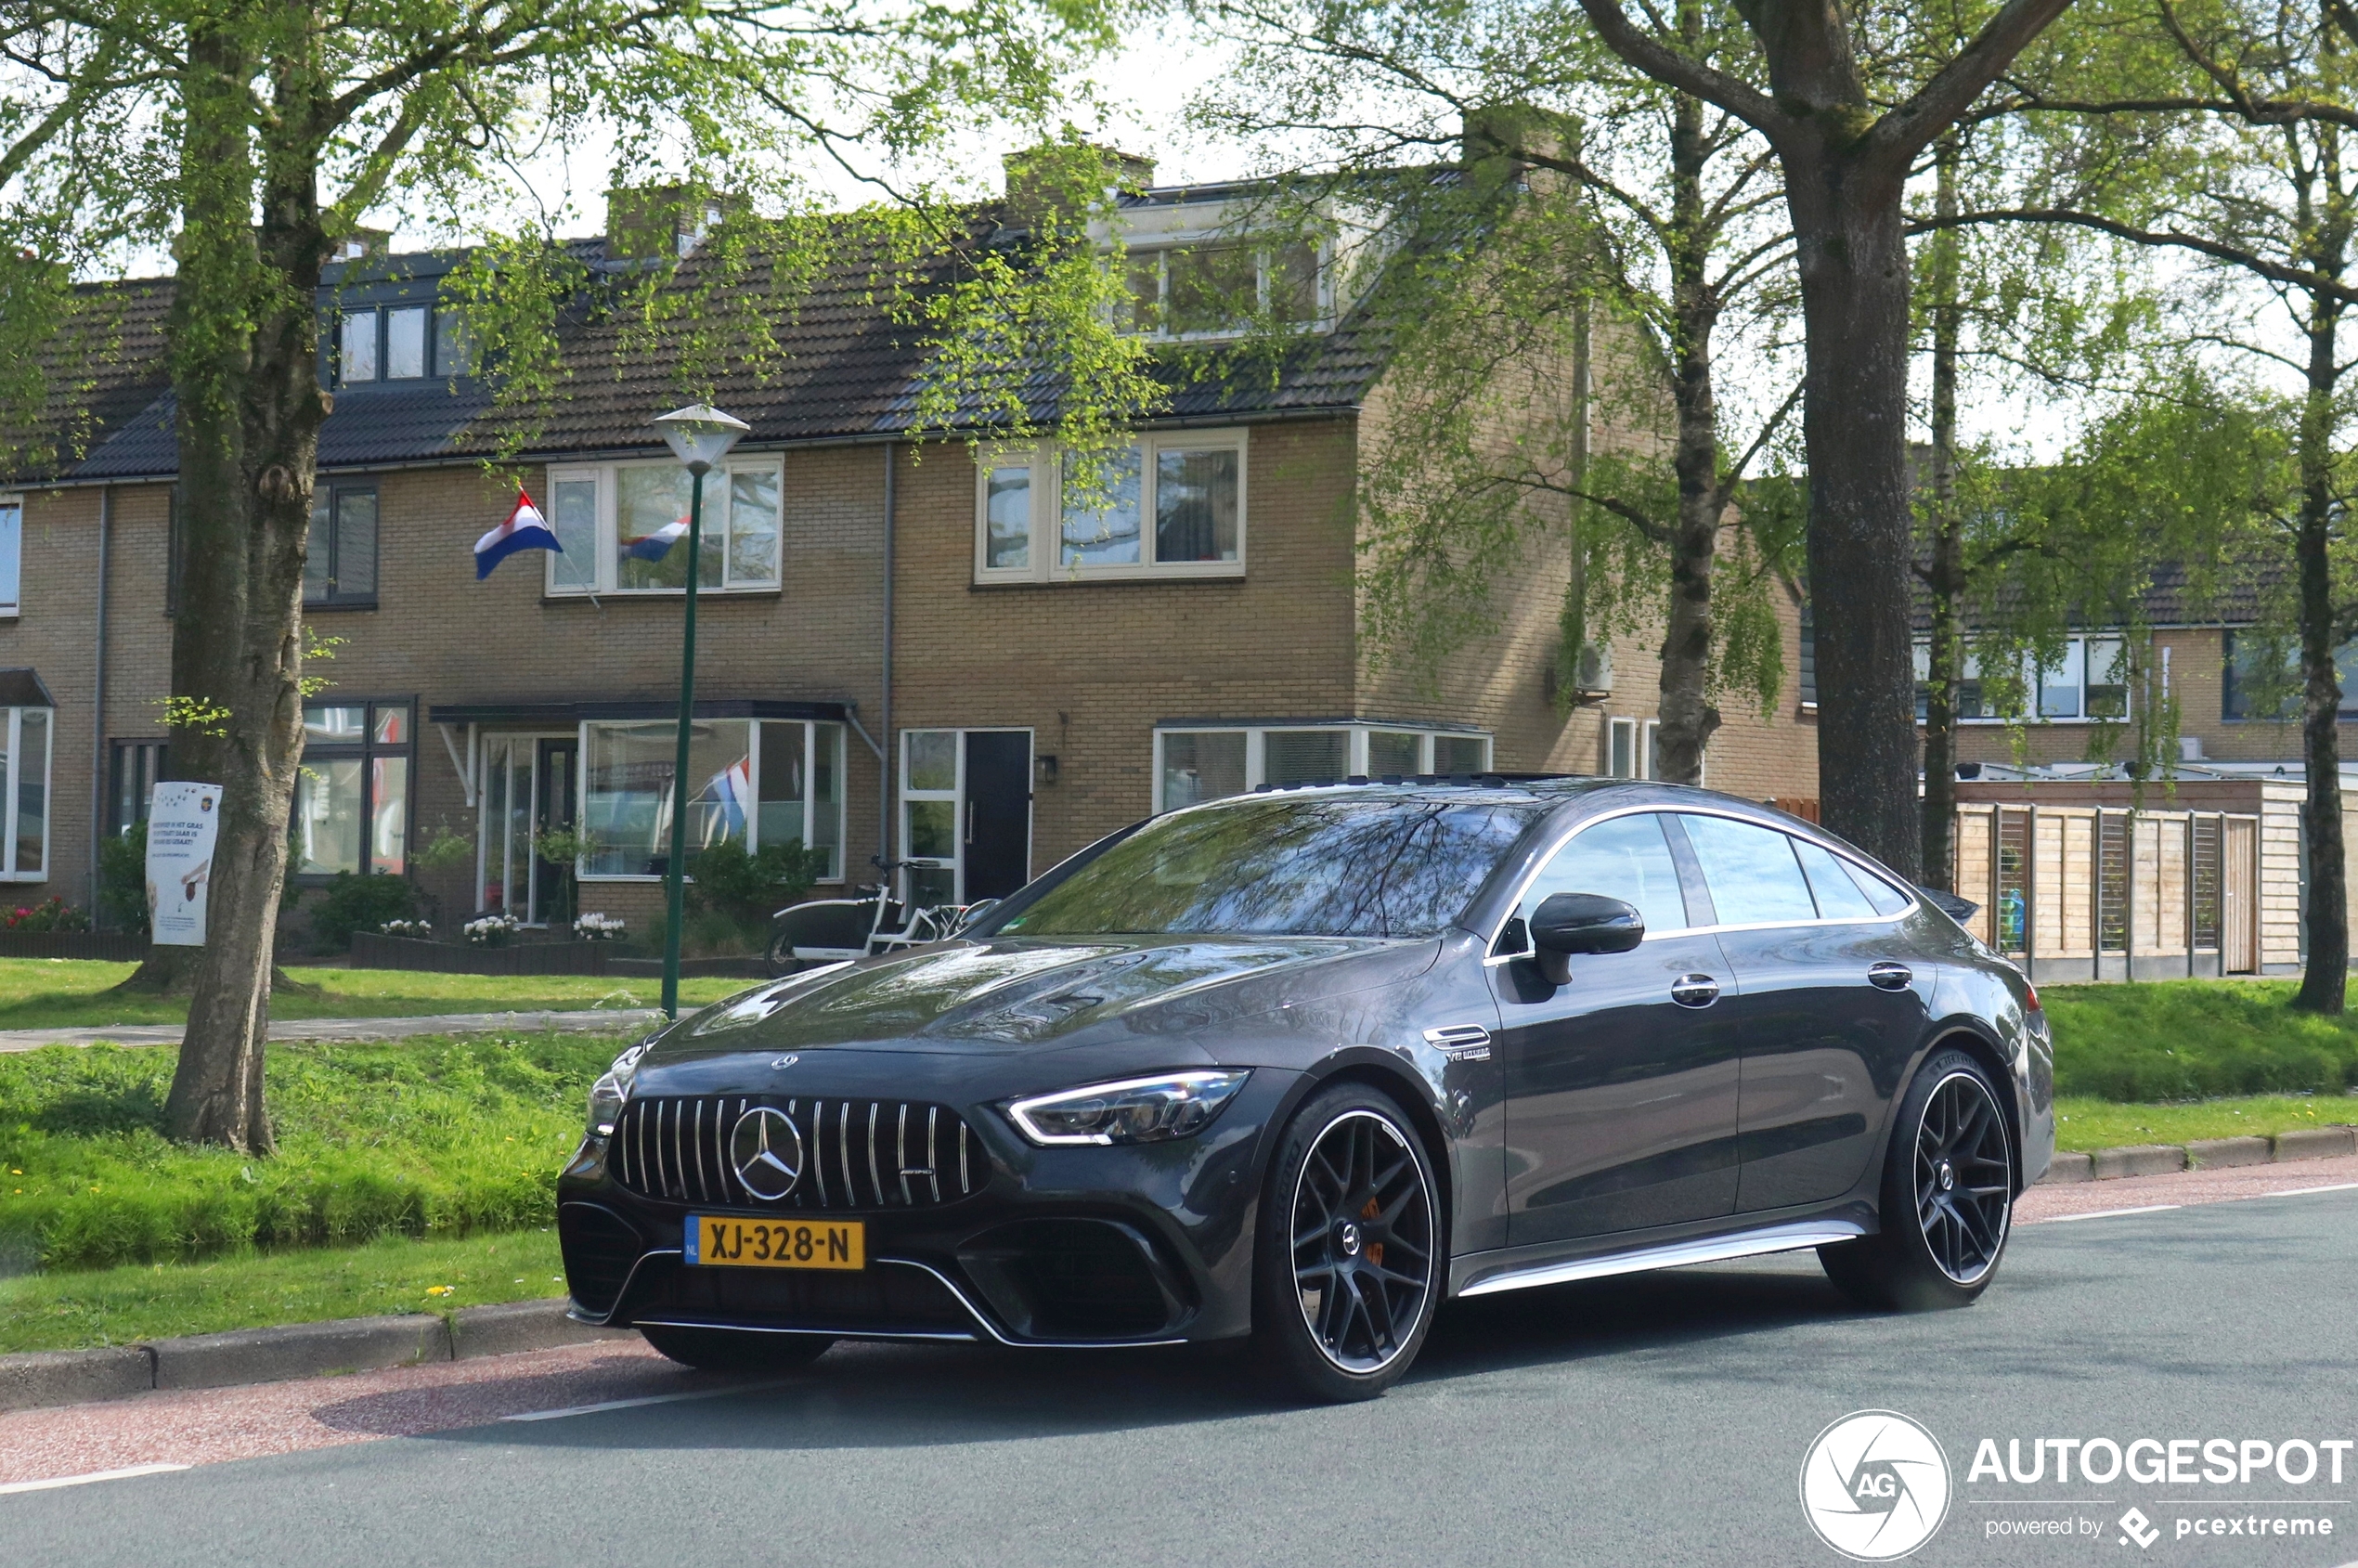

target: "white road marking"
[2039,1204,2182,1224]
[0,1463,190,1496]
[500,1382,781,1422]
[2240,1181,2358,1199]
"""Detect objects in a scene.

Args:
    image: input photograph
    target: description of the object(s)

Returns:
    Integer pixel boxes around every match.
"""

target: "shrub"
[686,836,825,929]
[97,823,149,933]
[2,898,92,933]
[2045,979,2358,1099]
[308,872,419,953]
[574,912,626,941]
[464,913,520,947]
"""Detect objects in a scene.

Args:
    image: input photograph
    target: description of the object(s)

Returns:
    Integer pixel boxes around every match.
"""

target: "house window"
[579,718,846,880]
[304,483,378,607]
[976,432,1247,583]
[294,700,410,876]
[433,309,475,378]
[1607,717,1639,778]
[2222,629,2358,719]
[0,494,19,616]
[0,706,53,880]
[1151,723,1492,811]
[339,309,379,382]
[337,302,474,387]
[543,456,784,595]
[1913,636,2129,724]
[108,740,167,835]
[384,306,428,380]
[1125,240,1325,337]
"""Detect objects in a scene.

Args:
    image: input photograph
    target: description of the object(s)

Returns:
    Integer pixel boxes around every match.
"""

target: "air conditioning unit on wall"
[1572,642,1613,699]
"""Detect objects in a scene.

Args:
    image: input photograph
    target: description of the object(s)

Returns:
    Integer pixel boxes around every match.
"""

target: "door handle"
[1669,973,1719,1008]
[1867,962,1913,991]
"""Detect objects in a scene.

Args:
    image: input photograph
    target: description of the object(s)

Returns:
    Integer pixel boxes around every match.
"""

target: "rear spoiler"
[1916,886,1979,923]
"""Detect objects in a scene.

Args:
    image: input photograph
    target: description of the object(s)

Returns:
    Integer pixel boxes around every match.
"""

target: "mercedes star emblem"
[729,1106,805,1200]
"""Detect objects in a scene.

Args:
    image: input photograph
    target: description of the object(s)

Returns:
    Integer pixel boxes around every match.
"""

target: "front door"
[1493,811,1743,1245]
[535,739,578,925]
[900,729,1033,906]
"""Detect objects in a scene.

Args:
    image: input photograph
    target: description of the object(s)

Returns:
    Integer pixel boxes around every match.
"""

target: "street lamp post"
[651,402,750,1018]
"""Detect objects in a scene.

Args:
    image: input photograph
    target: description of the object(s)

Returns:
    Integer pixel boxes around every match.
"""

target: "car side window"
[1792,836,1882,919]
[1843,858,1913,916]
[1678,814,1819,927]
[1515,812,1691,943]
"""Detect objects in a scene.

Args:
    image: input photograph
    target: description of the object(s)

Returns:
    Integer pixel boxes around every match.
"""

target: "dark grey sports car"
[558,778,2054,1401]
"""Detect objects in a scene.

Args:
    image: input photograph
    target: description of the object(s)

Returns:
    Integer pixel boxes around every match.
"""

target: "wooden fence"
[1952,804,2271,981]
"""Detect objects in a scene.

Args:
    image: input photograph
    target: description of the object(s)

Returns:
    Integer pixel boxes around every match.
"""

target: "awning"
[426,697,851,728]
[0,668,58,708]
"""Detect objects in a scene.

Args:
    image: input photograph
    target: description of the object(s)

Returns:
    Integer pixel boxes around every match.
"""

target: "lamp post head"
[652,403,751,475]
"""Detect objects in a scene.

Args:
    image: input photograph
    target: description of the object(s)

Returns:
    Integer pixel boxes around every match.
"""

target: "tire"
[762,929,801,977]
[1252,1082,1444,1403]
[639,1326,835,1371]
[1820,1048,2016,1312]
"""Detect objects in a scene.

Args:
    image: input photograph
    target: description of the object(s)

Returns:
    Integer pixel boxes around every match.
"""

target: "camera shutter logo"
[1799,1410,1952,1561]
[730,1107,805,1200]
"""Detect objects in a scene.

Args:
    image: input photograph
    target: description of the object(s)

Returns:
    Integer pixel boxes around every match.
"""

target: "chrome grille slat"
[612,1094,974,1211]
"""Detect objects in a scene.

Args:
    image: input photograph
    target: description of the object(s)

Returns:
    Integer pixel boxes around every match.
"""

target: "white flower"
[573,912,626,941]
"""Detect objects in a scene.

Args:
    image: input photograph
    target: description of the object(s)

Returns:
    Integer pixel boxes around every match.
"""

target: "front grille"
[611,1095,982,1211]
[624,1255,975,1335]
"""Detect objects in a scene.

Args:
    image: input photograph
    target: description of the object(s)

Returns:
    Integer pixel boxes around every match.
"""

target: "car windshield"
[982,795,1542,939]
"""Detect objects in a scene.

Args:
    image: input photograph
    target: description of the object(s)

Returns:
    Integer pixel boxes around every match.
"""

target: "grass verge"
[0,1228,566,1354]
[2053,1093,2356,1153]
[0,1031,620,1270]
[2043,979,2358,1099]
[0,958,748,1034]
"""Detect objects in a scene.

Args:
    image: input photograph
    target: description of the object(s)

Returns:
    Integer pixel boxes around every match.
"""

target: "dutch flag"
[623,516,690,562]
[475,490,562,579]
[704,758,753,838]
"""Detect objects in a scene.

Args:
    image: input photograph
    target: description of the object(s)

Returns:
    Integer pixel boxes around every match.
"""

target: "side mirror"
[952,898,1000,936]
[1527,892,1644,985]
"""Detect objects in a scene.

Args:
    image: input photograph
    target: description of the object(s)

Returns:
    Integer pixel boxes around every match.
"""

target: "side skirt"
[1451,1215,1871,1300]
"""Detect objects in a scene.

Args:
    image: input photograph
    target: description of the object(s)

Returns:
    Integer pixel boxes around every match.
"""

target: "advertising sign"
[145,781,222,947]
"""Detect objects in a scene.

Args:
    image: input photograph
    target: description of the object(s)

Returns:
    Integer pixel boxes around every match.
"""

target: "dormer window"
[339,310,379,382]
[334,302,475,385]
[1125,239,1323,338]
[384,306,427,379]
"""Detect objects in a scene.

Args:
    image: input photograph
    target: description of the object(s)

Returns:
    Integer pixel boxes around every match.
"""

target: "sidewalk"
[0,1006,665,1054]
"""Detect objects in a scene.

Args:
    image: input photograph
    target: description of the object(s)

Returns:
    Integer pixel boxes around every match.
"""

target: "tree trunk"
[1786,147,1922,878]
[1653,86,1721,785]
[155,21,330,1149]
[1919,136,1963,890]
[2294,289,2348,1014]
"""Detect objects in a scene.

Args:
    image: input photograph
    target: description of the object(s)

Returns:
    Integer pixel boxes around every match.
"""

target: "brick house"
[0,159,1820,936]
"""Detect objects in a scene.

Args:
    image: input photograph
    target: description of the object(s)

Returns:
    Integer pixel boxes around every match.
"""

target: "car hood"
[644,934,1432,1062]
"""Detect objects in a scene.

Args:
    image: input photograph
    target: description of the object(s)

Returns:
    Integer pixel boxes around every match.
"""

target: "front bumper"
[557,1069,1295,1347]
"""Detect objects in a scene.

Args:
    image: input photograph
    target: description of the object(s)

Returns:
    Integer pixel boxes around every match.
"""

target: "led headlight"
[1006,1070,1250,1147]
[586,1042,654,1138]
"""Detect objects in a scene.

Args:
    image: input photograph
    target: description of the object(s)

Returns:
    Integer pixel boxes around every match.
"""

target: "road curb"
[0,1297,630,1414]
[2037,1124,2358,1185]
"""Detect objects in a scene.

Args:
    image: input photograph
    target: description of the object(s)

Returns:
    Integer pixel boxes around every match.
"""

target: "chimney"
[606,185,732,261]
[328,227,392,264]
[1002,144,1155,231]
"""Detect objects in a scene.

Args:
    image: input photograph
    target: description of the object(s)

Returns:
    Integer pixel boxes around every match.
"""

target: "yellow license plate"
[686,1215,864,1271]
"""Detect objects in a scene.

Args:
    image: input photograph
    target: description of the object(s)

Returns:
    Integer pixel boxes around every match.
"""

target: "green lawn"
[0,1228,566,1354]
[0,957,746,1033]
[0,1031,620,1271]
[2043,978,2358,1100]
[2054,1094,2355,1153]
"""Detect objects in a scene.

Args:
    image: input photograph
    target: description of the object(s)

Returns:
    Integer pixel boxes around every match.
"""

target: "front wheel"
[1253,1083,1444,1403]
[1820,1048,2016,1312]
[640,1326,835,1372]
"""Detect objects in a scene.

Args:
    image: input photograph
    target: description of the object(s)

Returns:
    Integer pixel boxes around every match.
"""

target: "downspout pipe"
[90,485,111,912]
[879,441,896,875]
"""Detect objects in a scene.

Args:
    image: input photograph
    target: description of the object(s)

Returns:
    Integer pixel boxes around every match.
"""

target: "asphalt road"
[7,1187,2356,1568]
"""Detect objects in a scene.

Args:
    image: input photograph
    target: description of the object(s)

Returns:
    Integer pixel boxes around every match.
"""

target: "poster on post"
[146,782,222,947]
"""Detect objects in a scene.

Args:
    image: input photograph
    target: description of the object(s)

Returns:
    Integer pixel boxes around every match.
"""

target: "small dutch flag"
[622,515,690,562]
[475,490,562,579]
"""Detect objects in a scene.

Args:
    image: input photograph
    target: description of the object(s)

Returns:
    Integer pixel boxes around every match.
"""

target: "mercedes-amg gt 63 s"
[559,779,2054,1402]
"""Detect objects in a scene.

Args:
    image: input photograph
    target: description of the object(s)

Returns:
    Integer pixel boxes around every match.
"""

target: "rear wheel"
[639,1326,835,1371]
[1820,1048,2015,1312]
[1253,1083,1443,1403]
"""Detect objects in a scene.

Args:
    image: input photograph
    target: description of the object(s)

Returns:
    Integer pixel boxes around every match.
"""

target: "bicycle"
[763,860,975,975]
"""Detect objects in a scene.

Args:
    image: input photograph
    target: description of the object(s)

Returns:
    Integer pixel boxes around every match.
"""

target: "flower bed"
[346,931,615,976]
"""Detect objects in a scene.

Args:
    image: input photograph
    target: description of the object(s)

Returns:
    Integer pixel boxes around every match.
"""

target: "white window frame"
[1915,634,2131,726]
[0,493,20,617]
[896,728,1040,906]
[542,455,786,597]
[1122,235,1333,342]
[974,430,1249,585]
[575,717,849,883]
[1149,723,1493,813]
[0,705,52,881]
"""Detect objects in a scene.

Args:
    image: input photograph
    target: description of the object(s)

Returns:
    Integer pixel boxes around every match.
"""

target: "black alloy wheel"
[1914,1067,2012,1285]
[1255,1083,1442,1402]
[1819,1047,2016,1313]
